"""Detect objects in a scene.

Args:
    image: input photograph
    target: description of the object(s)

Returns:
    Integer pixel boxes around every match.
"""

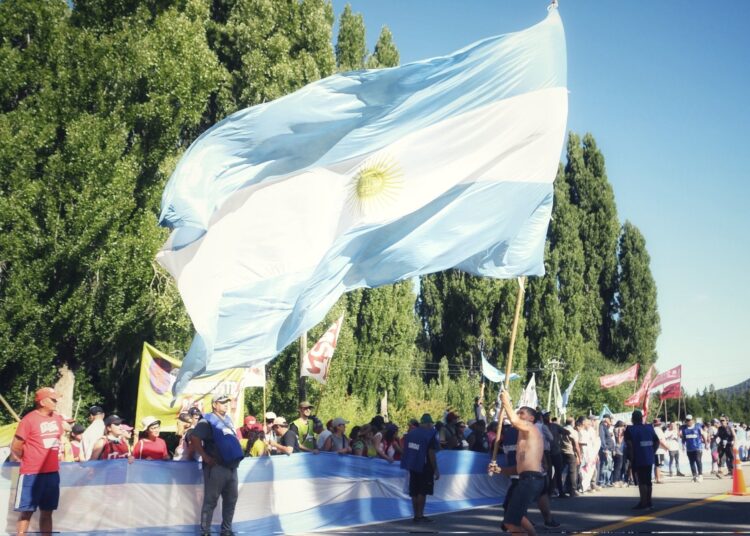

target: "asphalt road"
[318,462,750,535]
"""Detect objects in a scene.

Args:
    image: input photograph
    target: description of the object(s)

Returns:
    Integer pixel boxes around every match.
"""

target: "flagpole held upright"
[489,276,526,474]
[298,332,307,404]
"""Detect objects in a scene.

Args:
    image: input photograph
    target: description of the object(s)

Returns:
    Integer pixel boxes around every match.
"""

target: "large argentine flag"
[158,9,567,389]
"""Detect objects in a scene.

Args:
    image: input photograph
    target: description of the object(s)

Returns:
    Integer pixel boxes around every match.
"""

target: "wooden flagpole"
[298,332,307,404]
[0,393,21,422]
[262,367,267,426]
[489,276,526,474]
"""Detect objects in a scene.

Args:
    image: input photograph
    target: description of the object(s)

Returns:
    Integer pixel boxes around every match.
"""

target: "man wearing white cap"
[11,387,64,536]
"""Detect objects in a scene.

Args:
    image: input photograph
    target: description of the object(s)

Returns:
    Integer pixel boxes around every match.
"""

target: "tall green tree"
[335,3,366,71]
[612,221,660,368]
[367,26,399,68]
[0,0,226,417]
[208,0,336,109]
[563,133,620,354]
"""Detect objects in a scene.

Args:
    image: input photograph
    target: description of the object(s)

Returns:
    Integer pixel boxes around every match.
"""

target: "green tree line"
[1,0,674,429]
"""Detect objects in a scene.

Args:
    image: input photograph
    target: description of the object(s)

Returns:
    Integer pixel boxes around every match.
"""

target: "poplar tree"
[335,3,366,71]
[563,133,619,354]
[367,26,399,68]
[612,221,660,368]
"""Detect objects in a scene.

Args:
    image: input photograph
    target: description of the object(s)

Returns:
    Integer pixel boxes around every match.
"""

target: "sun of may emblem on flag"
[349,155,403,216]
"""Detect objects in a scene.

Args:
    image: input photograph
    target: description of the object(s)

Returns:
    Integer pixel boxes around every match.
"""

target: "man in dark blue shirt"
[624,410,666,510]
[401,413,440,523]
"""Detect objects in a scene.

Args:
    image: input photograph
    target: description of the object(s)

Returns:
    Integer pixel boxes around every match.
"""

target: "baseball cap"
[685,414,693,420]
[71,424,85,435]
[332,417,349,427]
[264,411,277,421]
[121,423,133,432]
[188,407,202,417]
[35,387,61,402]
[273,416,288,426]
[244,415,257,427]
[420,413,434,424]
[104,415,123,427]
[212,393,231,403]
[299,400,314,409]
[141,416,161,429]
[89,405,104,416]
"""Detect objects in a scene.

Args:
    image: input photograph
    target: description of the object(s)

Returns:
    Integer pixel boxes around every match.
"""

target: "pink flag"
[300,315,344,385]
[623,365,654,407]
[599,363,639,389]
[659,382,681,400]
[649,365,681,391]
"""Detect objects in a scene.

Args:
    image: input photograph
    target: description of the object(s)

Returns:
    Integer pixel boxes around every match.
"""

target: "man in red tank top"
[11,387,64,536]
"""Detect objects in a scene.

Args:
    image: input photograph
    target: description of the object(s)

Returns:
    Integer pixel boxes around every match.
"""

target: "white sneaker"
[698,475,703,482]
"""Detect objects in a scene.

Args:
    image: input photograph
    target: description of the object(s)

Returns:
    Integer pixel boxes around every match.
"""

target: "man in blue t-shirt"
[624,410,666,510]
[680,414,705,482]
[401,413,440,523]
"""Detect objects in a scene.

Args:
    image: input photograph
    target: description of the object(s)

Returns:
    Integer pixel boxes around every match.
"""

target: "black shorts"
[635,465,652,485]
[504,471,545,526]
[502,477,519,510]
[409,465,435,497]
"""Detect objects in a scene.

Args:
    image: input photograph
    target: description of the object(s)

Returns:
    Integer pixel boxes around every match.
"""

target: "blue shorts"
[14,472,60,512]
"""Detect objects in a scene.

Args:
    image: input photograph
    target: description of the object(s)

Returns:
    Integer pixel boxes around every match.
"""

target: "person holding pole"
[498,389,545,536]
[11,387,64,536]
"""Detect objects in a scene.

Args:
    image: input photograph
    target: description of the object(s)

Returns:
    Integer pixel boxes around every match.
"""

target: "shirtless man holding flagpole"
[499,389,545,536]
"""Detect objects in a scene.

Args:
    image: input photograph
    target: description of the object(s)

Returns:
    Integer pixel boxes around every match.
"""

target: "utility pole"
[545,357,565,418]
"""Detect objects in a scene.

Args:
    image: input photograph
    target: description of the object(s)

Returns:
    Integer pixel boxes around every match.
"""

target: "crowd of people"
[6,385,749,536]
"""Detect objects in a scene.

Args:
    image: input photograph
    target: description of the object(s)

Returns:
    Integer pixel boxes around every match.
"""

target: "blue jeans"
[598,450,613,485]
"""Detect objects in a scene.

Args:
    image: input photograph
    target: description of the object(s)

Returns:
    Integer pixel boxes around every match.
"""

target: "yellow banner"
[0,422,18,448]
[134,343,250,432]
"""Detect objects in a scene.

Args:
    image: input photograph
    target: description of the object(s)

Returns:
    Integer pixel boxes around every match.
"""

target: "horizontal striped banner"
[1,450,508,534]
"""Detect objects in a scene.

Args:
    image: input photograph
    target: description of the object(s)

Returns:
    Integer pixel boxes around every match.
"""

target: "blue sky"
[331,1,750,394]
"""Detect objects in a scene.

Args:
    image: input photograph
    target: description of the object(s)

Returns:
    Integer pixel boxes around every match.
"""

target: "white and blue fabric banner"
[157,10,567,390]
[481,353,520,383]
[561,373,579,411]
[1,451,508,535]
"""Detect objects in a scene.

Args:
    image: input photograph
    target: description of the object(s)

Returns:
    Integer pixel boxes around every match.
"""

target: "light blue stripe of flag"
[481,353,520,383]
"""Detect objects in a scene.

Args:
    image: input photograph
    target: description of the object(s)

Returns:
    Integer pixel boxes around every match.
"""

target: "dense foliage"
[1,0,695,429]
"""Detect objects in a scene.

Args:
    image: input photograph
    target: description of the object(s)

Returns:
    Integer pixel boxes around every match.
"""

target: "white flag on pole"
[518,373,539,409]
[300,315,344,385]
[242,365,266,388]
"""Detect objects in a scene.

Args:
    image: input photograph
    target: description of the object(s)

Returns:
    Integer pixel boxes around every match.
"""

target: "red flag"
[649,365,681,391]
[599,363,639,389]
[659,382,681,400]
[623,365,654,407]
